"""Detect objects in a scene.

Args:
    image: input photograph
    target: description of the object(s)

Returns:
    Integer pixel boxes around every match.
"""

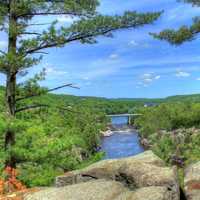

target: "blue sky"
[1,0,200,98]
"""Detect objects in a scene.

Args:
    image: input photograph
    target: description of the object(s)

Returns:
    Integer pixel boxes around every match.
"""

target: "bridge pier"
[128,116,131,125]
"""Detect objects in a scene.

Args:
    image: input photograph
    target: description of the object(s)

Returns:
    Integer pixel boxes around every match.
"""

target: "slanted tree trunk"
[5,0,17,168]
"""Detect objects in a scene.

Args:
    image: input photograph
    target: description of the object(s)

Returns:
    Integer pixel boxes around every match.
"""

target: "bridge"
[106,114,142,125]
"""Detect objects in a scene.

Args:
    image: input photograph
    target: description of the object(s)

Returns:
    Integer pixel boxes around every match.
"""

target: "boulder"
[140,138,150,148]
[101,130,113,137]
[24,181,175,200]
[25,151,180,200]
[24,180,127,200]
[184,161,200,200]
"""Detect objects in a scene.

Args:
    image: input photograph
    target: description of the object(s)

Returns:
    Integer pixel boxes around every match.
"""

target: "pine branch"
[23,12,162,55]
[180,0,200,6]
[18,11,92,18]
[0,50,6,55]
[24,31,110,55]
[151,17,200,45]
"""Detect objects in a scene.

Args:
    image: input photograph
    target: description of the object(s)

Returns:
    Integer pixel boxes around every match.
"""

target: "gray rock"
[24,181,176,200]
[184,161,200,200]
[25,151,180,200]
[24,180,127,200]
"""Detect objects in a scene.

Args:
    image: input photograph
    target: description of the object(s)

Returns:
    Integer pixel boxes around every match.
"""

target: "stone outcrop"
[24,181,175,200]
[184,161,200,200]
[24,151,180,200]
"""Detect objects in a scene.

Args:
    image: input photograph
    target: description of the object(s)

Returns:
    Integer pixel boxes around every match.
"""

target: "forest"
[1,0,200,199]
[1,81,200,188]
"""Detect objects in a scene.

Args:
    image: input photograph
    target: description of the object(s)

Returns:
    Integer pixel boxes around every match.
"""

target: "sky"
[1,0,200,98]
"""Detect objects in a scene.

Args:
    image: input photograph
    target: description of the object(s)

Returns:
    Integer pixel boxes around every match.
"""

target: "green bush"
[135,102,200,137]
[135,102,200,167]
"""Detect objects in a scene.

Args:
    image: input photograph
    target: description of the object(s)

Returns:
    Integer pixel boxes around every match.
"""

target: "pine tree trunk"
[5,0,17,168]
[6,73,16,116]
[5,72,16,168]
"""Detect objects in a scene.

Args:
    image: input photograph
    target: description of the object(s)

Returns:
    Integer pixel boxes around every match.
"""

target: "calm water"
[101,116,144,159]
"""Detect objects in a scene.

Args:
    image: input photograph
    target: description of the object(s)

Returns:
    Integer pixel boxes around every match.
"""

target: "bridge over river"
[107,113,142,125]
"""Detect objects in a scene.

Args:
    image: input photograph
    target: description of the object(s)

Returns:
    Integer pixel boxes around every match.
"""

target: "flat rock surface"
[25,151,180,200]
[24,181,175,200]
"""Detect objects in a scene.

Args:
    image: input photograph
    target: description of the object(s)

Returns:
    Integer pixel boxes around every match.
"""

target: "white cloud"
[45,65,68,76]
[143,78,153,83]
[196,78,200,81]
[128,40,149,48]
[82,76,89,80]
[137,72,161,88]
[142,73,153,78]
[175,70,190,78]
[109,53,119,60]
[155,75,161,80]
[129,40,139,46]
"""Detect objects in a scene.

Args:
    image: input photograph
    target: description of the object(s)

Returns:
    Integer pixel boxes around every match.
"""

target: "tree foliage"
[135,102,200,168]
[151,0,200,44]
[0,87,107,186]
[0,0,161,168]
[0,1,162,77]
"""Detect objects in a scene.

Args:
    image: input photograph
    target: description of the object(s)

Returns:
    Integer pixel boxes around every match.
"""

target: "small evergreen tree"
[0,0,161,167]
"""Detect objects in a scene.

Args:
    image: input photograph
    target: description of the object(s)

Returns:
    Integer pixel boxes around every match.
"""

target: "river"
[101,115,144,159]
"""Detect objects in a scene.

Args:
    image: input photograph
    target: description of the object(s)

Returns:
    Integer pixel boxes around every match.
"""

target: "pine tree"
[151,0,200,44]
[0,0,161,167]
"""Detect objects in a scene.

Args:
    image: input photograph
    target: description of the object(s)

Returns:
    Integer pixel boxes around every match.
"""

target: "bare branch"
[16,103,81,114]
[20,32,42,36]
[56,106,81,114]
[48,83,80,92]
[16,83,80,102]
[34,51,49,55]
[15,104,49,113]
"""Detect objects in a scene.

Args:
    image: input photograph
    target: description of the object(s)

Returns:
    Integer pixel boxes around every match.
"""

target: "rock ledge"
[24,151,179,200]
